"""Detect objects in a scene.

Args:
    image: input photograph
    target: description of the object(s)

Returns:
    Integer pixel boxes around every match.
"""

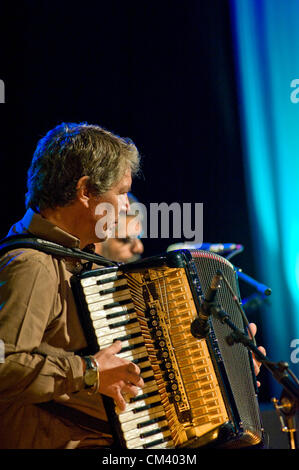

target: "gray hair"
[25,122,140,211]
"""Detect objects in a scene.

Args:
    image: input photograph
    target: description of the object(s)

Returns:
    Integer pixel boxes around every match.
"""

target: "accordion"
[71,249,263,449]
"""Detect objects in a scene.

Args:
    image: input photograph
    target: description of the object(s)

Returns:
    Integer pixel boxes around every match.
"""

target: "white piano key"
[92,311,138,329]
[88,301,135,314]
[116,335,145,350]
[97,330,145,348]
[82,278,128,295]
[140,359,152,368]
[95,332,141,349]
[133,381,158,398]
[85,290,132,306]
[118,404,166,424]
[140,368,154,379]
[123,419,169,442]
[94,320,139,339]
[85,293,130,307]
[96,335,148,358]
[103,324,142,341]
[80,271,119,287]
[126,429,172,449]
[119,393,161,413]
[117,345,148,361]
[120,409,166,433]
[92,309,138,327]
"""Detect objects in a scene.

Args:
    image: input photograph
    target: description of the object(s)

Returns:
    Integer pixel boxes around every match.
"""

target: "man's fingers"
[108,340,123,355]
[127,374,144,388]
[127,361,140,374]
[254,346,266,365]
[248,322,257,339]
[127,362,144,388]
[122,383,140,398]
[114,389,127,412]
[114,382,139,411]
[258,345,266,355]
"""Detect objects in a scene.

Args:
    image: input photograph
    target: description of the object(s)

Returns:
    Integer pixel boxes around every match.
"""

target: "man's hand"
[93,340,144,411]
[248,322,266,387]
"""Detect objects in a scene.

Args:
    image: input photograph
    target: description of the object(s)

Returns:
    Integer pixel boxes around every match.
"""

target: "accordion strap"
[0,235,117,438]
[0,234,118,267]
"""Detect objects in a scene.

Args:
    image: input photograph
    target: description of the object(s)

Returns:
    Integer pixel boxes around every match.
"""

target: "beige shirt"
[0,209,112,449]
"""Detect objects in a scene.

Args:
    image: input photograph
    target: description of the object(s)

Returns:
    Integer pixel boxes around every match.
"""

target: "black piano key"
[130,390,159,404]
[140,366,152,374]
[99,284,128,295]
[143,375,154,384]
[114,331,143,342]
[106,308,135,320]
[120,341,145,353]
[137,415,165,429]
[96,274,121,285]
[143,435,172,449]
[104,299,132,309]
[109,317,138,329]
[140,425,170,439]
[132,356,151,366]
[133,401,162,414]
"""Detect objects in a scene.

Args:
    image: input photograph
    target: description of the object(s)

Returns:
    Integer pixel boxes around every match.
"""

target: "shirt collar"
[8,208,81,249]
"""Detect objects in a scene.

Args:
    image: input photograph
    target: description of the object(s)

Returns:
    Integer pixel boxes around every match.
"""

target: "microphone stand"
[209,301,299,449]
[236,267,272,297]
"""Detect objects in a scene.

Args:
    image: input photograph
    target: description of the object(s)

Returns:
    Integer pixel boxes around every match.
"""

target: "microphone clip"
[191,271,222,340]
[191,300,219,339]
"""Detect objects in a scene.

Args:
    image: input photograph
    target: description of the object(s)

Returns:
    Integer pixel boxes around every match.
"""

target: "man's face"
[95,214,144,263]
[92,169,132,242]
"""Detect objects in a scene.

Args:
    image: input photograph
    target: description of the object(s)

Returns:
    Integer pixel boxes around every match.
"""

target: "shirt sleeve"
[0,250,85,405]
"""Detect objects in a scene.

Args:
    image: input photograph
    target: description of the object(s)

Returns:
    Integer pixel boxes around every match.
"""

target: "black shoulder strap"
[0,234,118,267]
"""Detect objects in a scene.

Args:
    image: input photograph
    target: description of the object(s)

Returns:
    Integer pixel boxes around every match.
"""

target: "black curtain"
[0,0,249,253]
[0,0,270,401]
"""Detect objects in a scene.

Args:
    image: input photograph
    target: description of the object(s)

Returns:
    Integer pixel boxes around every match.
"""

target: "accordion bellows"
[71,249,263,449]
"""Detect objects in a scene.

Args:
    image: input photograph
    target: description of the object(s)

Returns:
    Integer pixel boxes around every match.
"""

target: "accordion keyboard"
[81,269,173,448]
[80,265,230,449]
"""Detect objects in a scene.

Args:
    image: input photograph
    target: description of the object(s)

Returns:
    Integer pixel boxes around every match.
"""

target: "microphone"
[191,271,222,339]
[167,242,244,253]
[236,269,272,296]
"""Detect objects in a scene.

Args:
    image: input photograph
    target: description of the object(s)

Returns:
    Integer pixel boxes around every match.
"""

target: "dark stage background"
[0,1,272,403]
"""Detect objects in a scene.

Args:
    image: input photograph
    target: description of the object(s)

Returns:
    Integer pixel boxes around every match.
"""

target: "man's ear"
[76,176,91,207]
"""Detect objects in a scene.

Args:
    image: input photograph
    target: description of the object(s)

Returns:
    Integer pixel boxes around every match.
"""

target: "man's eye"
[118,237,131,244]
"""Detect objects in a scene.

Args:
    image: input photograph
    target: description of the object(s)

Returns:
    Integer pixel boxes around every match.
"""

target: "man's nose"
[132,238,144,254]
[118,194,130,213]
[125,194,131,213]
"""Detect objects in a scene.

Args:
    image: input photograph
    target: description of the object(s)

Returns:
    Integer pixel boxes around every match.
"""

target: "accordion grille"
[189,249,263,446]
